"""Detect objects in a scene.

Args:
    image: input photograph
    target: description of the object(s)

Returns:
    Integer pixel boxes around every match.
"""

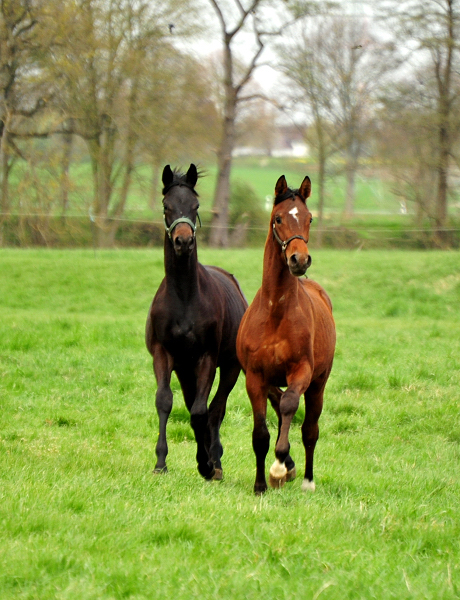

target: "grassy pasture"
[1,247,460,599]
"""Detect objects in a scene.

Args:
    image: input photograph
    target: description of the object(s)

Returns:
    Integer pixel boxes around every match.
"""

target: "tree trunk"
[150,163,160,211]
[0,124,10,246]
[209,96,237,248]
[60,133,73,217]
[344,163,356,219]
[434,121,449,245]
[316,147,326,248]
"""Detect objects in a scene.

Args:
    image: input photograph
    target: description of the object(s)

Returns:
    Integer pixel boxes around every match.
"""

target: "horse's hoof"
[301,478,316,492]
[153,466,168,475]
[286,466,297,482]
[198,463,215,480]
[269,459,287,489]
[269,473,287,489]
[212,468,223,481]
[254,483,267,495]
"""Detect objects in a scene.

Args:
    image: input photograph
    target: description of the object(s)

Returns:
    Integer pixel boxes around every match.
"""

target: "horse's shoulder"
[203,265,248,305]
[300,278,333,312]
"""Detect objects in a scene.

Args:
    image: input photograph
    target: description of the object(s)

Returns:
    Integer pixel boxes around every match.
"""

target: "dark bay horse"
[146,164,248,480]
[236,174,336,494]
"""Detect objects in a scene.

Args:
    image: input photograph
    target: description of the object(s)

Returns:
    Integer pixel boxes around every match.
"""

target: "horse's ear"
[299,176,311,201]
[186,164,198,188]
[162,165,174,189]
[275,175,288,199]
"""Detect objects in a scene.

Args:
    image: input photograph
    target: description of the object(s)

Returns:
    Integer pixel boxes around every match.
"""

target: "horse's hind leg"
[208,359,241,480]
[301,376,327,492]
[268,387,296,482]
[152,346,174,474]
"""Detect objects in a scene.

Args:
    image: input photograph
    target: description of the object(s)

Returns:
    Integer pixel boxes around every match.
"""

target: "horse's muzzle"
[288,252,312,276]
[172,223,195,256]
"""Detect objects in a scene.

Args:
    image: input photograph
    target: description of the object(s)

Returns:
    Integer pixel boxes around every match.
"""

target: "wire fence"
[1,212,459,249]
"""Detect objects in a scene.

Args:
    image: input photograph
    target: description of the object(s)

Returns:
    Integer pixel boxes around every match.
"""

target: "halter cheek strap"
[272,222,308,257]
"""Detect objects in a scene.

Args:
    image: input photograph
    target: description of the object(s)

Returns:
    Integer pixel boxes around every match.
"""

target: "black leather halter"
[272,222,308,258]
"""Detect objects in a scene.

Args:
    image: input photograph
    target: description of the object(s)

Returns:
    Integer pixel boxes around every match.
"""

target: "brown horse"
[146,164,248,480]
[236,174,336,494]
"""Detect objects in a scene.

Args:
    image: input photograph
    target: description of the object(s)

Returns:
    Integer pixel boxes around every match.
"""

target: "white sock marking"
[301,478,316,492]
[270,459,287,479]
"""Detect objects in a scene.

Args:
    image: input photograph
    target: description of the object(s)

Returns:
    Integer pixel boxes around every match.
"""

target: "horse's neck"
[164,237,199,303]
[261,239,299,309]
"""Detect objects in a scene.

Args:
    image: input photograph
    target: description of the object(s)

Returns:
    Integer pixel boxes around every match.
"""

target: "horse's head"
[272,175,313,277]
[162,164,200,257]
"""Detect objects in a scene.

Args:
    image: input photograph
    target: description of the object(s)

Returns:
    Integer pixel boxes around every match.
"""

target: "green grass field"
[1,247,460,599]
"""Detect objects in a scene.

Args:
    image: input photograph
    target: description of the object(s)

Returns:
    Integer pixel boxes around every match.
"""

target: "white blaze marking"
[270,459,287,479]
[289,206,299,223]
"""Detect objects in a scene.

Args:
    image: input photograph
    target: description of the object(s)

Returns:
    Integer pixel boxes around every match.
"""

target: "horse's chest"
[259,338,292,366]
[165,320,199,351]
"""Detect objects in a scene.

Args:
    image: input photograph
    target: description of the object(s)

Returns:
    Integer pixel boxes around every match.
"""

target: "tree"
[207,0,309,247]
[278,20,338,240]
[47,0,200,246]
[0,0,43,239]
[377,76,442,224]
[136,49,220,210]
[379,0,460,241]
[280,13,397,220]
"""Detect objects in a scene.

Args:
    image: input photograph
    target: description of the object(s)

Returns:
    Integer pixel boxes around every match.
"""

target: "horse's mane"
[162,168,201,196]
[274,187,304,206]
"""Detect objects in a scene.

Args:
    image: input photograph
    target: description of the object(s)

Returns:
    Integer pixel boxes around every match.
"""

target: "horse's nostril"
[290,254,298,265]
[174,235,194,252]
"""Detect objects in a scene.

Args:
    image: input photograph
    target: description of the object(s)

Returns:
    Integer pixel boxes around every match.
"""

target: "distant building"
[233,124,309,158]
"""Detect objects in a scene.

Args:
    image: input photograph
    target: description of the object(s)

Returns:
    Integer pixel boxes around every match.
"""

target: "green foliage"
[229,179,265,227]
[1,248,460,598]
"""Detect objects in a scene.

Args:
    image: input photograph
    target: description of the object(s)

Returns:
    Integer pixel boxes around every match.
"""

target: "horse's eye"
[275,215,282,225]
[310,217,313,224]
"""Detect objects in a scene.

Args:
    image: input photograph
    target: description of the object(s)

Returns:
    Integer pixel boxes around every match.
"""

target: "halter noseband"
[163,214,202,239]
[163,183,202,240]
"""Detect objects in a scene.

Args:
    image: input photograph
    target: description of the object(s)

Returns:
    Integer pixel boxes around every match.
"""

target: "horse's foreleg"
[301,376,327,492]
[190,355,216,480]
[152,347,174,474]
[247,372,270,494]
[270,366,312,488]
[208,359,241,479]
[268,387,296,483]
